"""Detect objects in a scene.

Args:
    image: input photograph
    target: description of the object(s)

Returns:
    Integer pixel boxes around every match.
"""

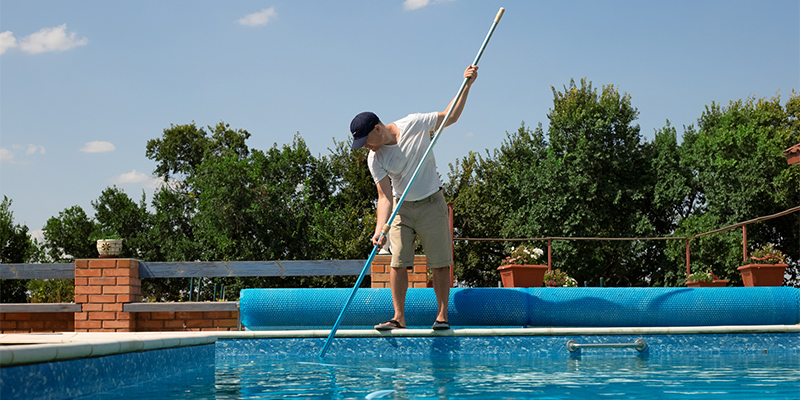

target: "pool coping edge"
[217,324,800,338]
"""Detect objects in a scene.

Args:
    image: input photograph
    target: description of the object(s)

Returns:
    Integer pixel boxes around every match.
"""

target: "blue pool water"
[91,352,800,399]
[61,333,799,399]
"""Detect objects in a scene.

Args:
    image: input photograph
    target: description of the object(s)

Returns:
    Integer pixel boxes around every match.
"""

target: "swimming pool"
[3,328,798,399]
[3,286,799,398]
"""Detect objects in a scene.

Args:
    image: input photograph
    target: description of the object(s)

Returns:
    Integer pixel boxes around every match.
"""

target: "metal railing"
[453,205,800,276]
[0,260,369,280]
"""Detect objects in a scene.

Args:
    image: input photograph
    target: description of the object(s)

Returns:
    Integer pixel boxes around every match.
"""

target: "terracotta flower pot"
[685,279,729,288]
[497,264,549,288]
[96,239,123,258]
[737,263,787,287]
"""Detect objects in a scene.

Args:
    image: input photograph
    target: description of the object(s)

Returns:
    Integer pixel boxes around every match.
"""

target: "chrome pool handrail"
[566,338,647,352]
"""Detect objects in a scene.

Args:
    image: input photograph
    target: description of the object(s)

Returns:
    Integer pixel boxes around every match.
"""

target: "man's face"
[363,127,381,152]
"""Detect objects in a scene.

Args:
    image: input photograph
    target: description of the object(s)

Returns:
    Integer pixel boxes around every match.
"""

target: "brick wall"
[74,259,141,332]
[370,255,430,288]
[0,258,241,334]
[135,311,238,332]
[0,312,74,333]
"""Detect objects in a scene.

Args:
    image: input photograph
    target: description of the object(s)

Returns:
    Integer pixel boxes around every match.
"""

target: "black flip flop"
[374,319,406,330]
[432,320,450,330]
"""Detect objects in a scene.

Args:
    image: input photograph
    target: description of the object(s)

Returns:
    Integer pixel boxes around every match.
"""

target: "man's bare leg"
[389,266,408,327]
[432,267,450,323]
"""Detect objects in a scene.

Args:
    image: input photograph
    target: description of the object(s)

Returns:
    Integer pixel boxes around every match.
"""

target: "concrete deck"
[0,332,217,367]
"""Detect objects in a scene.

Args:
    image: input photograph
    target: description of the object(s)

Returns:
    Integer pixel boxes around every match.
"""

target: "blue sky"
[1,1,798,239]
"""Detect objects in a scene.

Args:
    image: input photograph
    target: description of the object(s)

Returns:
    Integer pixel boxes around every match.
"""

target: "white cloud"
[0,31,17,54]
[0,144,46,163]
[403,0,430,10]
[29,229,45,244]
[26,144,46,155]
[112,169,164,189]
[403,0,454,11]
[80,141,115,153]
[0,148,14,163]
[114,169,150,184]
[238,7,277,26]
[18,24,88,54]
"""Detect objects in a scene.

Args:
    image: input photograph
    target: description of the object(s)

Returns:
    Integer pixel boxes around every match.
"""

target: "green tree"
[643,122,699,286]
[445,122,546,286]
[141,122,378,299]
[0,196,36,264]
[2,197,73,303]
[145,121,250,186]
[650,122,696,228]
[190,134,324,261]
[313,139,377,260]
[42,205,97,262]
[447,79,687,287]
[145,185,199,262]
[142,121,253,300]
[673,93,800,285]
[0,196,38,302]
[514,79,663,286]
[191,134,369,294]
[112,182,201,302]
[92,186,151,259]
[144,121,256,262]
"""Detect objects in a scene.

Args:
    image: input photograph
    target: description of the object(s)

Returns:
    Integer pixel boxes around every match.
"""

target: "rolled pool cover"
[239,287,800,330]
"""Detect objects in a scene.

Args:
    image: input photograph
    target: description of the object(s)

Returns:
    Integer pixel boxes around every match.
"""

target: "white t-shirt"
[367,112,442,201]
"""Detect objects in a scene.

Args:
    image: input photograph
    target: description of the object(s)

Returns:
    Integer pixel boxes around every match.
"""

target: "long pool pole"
[319,7,505,358]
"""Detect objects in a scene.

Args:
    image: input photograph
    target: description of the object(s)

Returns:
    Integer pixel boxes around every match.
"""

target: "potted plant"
[497,245,548,288]
[543,269,578,287]
[685,268,728,288]
[738,244,787,286]
[95,234,123,258]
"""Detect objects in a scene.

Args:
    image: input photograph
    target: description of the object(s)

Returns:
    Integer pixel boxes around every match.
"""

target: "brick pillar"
[74,259,141,332]
[370,255,429,288]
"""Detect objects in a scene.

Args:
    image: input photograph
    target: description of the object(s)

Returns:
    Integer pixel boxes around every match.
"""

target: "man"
[350,65,478,331]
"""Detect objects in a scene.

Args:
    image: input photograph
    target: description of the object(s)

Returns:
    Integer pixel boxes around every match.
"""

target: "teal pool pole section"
[318,8,505,358]
[239,287,800,330]
[317,244,380,357]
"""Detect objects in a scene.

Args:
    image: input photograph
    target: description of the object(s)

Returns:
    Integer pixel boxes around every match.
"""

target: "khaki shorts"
[389,189,453,269]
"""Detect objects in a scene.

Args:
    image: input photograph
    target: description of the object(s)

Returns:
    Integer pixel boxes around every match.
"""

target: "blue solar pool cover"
[239,287,800,330]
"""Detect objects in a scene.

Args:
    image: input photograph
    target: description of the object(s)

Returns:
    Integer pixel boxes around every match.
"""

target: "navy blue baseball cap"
[350,111,380,149]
